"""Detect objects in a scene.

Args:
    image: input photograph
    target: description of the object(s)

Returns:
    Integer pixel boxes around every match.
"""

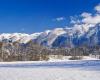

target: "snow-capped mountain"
[0,33,41,43]
[0,24,100,48]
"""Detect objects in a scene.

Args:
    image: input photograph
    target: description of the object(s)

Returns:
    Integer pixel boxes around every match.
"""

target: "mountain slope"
[0,24,100,48]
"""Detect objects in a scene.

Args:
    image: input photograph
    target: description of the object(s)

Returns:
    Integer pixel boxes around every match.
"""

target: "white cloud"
[81,12,92,18]
[81,8,100,31]
[94,4,100,13]
[69,3,100,33]
[78,4,100,25]
[54,17,65,21]
[82,14,100,24]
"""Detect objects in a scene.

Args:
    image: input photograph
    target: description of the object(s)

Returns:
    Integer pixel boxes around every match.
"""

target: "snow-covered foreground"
[0,60,100,80]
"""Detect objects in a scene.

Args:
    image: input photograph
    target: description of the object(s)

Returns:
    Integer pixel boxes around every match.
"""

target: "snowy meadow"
[0,60,100,80]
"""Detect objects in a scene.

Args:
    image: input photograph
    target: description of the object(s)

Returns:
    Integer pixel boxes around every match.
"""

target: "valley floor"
[0,60,100,80]
[0,67,100,80]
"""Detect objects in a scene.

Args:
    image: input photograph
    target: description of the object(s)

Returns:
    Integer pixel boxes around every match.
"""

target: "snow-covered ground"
[49,56,99,61]
[0,66,100,80]
[0,60,100,80]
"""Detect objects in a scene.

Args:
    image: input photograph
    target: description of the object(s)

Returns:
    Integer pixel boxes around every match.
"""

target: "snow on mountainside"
[0,24,100,48]
[0,33,41,43]
[46,28,66,46]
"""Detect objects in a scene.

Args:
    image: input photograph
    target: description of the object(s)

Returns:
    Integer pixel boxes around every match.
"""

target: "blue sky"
[0,0,100,33]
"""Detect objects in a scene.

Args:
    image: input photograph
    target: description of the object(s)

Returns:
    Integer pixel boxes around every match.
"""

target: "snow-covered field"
[0,60,100,80]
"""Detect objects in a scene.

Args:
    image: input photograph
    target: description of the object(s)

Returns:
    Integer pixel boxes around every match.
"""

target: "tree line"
[0,40,100,61]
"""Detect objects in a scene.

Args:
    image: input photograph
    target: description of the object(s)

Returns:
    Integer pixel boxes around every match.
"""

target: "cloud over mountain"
[70,4,100,32]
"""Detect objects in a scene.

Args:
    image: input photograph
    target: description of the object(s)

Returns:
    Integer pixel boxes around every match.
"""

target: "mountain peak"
[0,24,100,48]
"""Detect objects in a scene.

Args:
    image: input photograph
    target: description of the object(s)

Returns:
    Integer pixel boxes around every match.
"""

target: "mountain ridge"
[0,24,100,48]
